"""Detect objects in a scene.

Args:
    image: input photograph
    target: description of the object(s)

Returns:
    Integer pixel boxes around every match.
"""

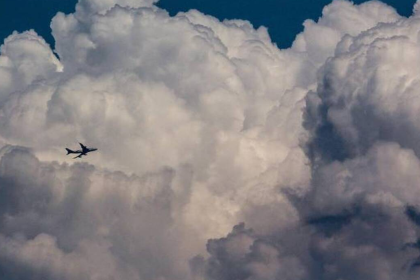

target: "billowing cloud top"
[1,0,420,279]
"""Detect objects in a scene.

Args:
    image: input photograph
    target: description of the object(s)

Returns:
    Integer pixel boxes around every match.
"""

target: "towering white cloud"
[292,0,400,65]
[1,0,420,279]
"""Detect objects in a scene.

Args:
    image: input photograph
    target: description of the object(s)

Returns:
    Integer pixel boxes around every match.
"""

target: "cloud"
[0,30,61,102]
[196,145,420,280]
[0,146,190,280]
[189,0,420,279]
[190,223,308,280]
[2,0,420,279]
[292,0,400,65]
[306,13,420,162]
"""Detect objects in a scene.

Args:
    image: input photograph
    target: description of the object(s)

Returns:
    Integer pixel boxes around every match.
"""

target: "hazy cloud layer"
[1,0,420,279]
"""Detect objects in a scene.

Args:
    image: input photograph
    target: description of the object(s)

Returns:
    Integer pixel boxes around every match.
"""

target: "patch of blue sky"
[0,0,415,49]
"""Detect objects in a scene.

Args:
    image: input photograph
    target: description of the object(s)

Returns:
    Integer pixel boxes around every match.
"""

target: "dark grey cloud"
[191,223,308,280]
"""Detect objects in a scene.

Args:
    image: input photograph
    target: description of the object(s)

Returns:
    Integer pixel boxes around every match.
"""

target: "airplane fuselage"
[80,148,97,156]
[66,144,98,159]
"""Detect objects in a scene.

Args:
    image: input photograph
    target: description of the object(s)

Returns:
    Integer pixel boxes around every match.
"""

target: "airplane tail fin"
[66,148,74,155]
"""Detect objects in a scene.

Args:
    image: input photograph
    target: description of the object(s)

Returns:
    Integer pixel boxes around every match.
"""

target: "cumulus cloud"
[0,30,61,101]
[292,0,400,65]
[190,223,308,280]
[2,0,420,279]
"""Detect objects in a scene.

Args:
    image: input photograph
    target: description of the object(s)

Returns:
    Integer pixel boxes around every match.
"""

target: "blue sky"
[0,0,416,49]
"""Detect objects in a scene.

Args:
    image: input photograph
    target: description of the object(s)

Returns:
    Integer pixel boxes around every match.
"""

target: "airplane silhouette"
[66,143,98,159]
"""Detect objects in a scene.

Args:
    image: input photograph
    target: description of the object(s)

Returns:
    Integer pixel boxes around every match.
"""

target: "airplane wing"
[79,142,88,153]
[73,153,83,159]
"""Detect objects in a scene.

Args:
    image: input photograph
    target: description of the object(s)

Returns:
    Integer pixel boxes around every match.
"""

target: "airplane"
[66,143,98,159]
